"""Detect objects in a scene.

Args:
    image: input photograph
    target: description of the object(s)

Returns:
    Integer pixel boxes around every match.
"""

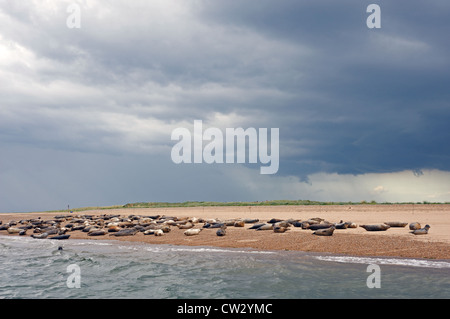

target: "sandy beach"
[1,204,449,260]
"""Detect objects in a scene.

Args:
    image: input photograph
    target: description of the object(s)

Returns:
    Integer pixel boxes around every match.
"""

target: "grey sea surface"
[0,235,449,299]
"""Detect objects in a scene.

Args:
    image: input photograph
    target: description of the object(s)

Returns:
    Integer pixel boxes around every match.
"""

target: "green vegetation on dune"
[16,200,448,214]
[122,199,448,209]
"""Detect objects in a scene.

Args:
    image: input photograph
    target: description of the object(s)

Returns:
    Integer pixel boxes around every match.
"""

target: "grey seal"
[216,226,226,236]
[208,223,226,229]
[312,226,335,236]
[334,221,349,229]
[110,228,138,236]
[49,234,71,240]
[384,221,408,228]
[243,218,259,223]
[360,224,390,231]
[88,229,107,236]
[249,223,266,229]
[308,223,333,230]
[411,224,430,235]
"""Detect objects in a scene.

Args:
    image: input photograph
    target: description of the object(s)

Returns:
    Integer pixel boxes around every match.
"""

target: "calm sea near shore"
[0,235,449,299]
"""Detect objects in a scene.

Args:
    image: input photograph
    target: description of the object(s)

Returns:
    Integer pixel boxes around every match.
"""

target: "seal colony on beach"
[0,212,432,243]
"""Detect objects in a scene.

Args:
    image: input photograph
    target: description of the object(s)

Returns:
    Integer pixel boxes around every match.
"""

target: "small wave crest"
[314,255,450,269]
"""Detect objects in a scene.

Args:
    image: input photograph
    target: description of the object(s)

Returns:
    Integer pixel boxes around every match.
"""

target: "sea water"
[0,235,449,299]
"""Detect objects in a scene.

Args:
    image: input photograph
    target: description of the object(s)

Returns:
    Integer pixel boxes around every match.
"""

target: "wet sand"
[1,204,449,259]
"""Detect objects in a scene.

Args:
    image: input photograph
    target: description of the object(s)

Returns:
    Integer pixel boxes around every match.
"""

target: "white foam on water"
[0,235,274,255]
[138,245,276,254]
[314,255,450,269]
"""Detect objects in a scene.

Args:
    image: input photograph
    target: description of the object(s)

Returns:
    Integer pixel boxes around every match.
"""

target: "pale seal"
[31,232,49,239]
[411,224,430,235]
[177,222,194,229]
[360,224,390,231]
[184,228,202,236]
[312,226,335,236]
[7,227,22,234]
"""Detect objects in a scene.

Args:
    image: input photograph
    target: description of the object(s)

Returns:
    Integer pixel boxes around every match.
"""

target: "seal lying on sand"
[216,226,226,236]
[334,221,348,229]
[49,234,70,240]
[233,220,245,227]
[184,228,202,236]
[273,226,289,233]
[409,222,421,230]
[312,226,335,236]
[249,223,266,230]
[7,227,22,234]
[88,229,107,236]
[31,232,49,239]
[243,218,259,223]
[360,224,390,231]
[308,223,333,230]
[255,224,273,231]
[411,224,430,235]
[384,221,408,228]
[110,228,138,236]
[177,222,194,229]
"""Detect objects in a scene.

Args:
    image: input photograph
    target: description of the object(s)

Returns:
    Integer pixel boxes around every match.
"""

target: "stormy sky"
[1,0,450,212]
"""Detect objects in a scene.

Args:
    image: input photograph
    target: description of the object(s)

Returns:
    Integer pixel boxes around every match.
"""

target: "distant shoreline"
[5,200,450,215]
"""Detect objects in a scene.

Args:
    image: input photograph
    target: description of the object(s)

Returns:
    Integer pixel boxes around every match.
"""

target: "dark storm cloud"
[193,0,450,176]
[1,1,449,212]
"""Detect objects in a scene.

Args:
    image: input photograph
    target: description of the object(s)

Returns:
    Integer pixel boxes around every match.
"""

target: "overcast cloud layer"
[1,1,449,212]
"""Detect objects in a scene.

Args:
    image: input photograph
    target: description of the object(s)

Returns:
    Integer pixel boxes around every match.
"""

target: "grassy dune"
[17,199,448,214]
